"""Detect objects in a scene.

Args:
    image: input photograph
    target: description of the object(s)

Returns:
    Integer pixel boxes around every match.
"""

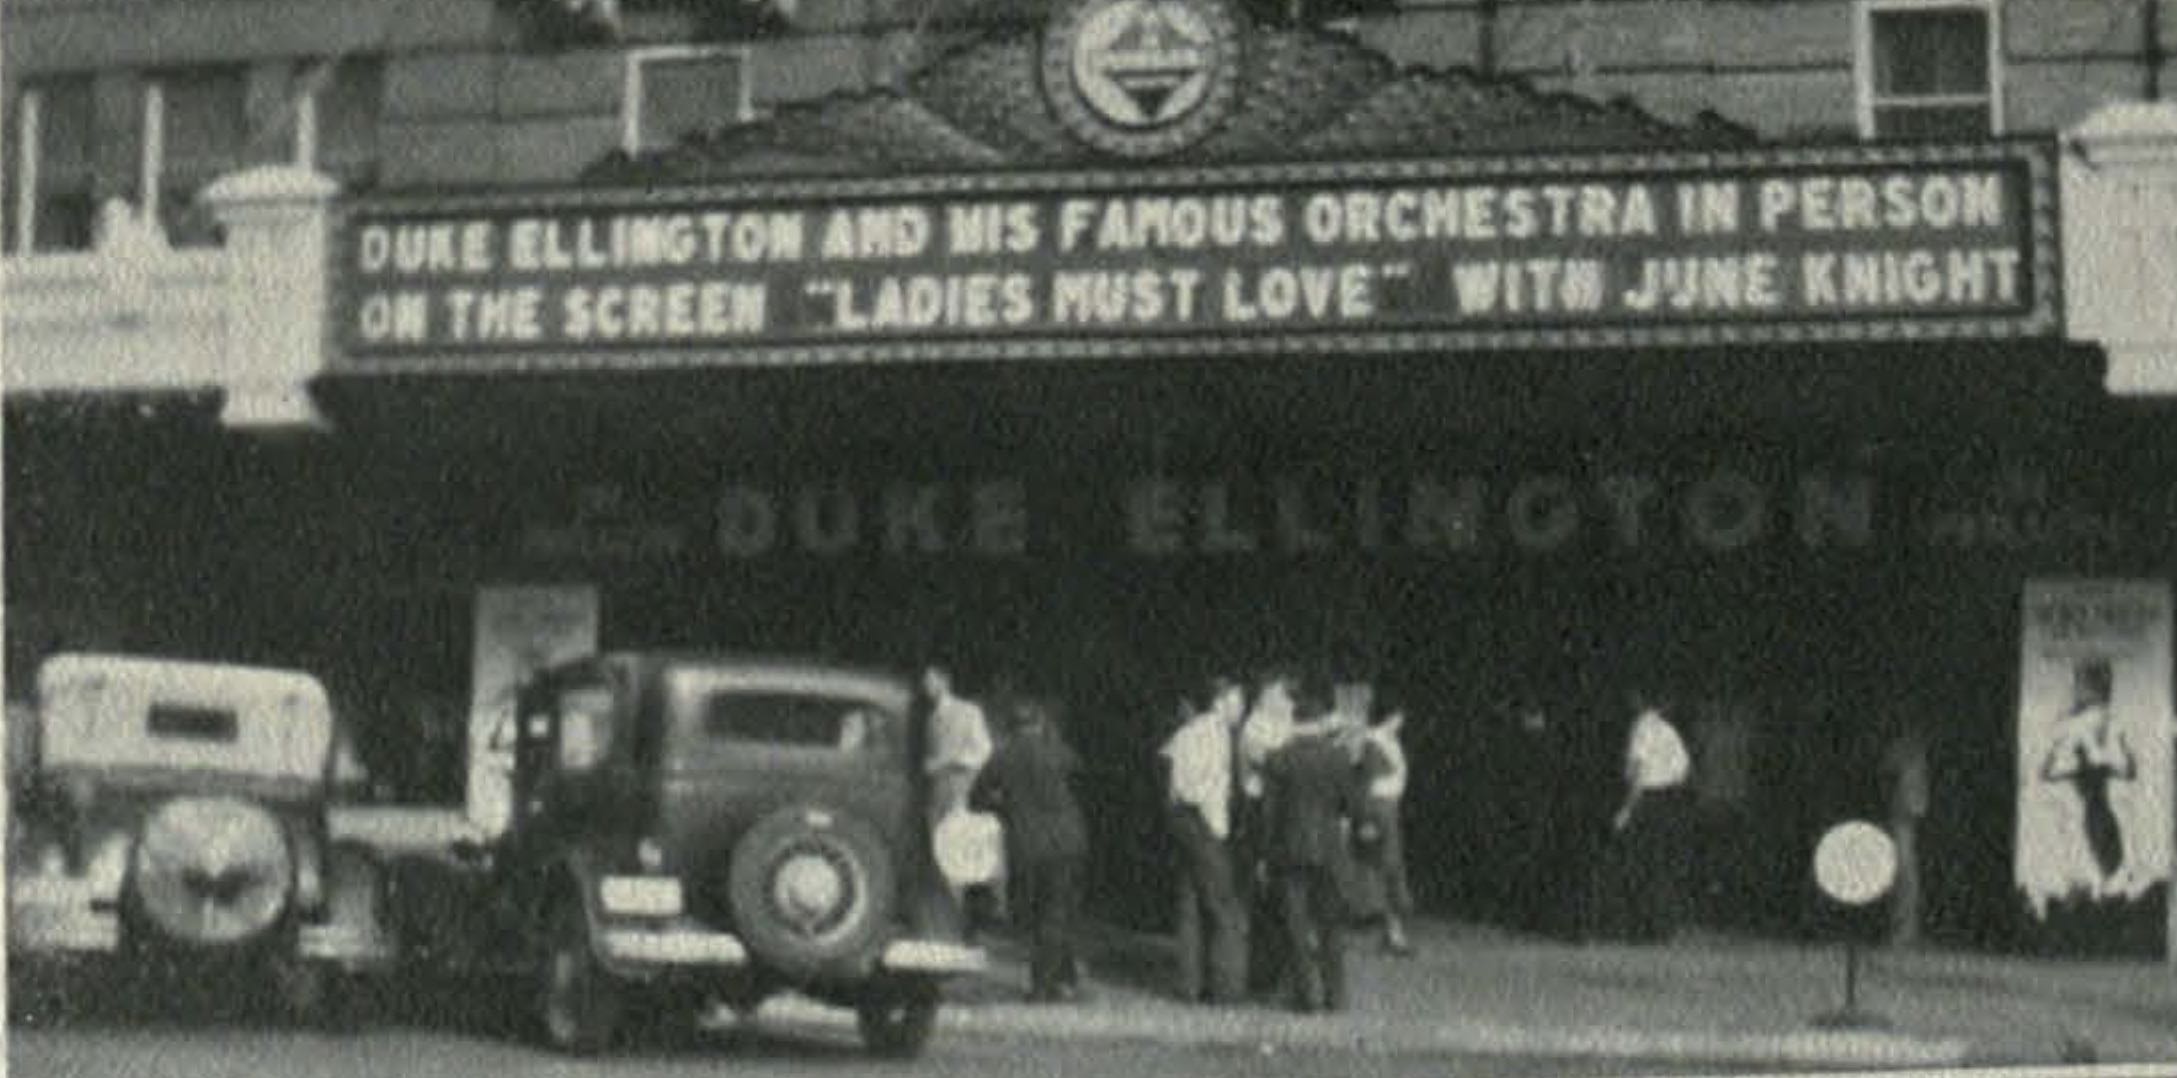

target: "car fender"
[540,847,643,977]
[300,841,397,969]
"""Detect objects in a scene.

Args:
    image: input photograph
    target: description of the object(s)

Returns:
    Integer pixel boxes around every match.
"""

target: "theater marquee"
[333,142,2060,372]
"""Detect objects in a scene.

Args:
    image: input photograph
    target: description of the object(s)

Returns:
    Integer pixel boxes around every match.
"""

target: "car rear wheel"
[855,978,938,1059]
[536,902,622,1054]
[270,954,354,1031]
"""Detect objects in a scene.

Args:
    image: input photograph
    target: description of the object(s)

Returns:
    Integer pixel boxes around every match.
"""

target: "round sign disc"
[1813,820,1897,906]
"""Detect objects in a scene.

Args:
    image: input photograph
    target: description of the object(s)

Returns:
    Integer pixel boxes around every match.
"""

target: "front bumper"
[9,877,120,953]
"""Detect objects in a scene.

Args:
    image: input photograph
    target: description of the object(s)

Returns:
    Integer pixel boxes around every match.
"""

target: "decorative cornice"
[584,17,1755,183]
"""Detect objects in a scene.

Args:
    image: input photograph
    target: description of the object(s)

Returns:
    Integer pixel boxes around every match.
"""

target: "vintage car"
[375,653,994,1056]
[6,654,391,1023]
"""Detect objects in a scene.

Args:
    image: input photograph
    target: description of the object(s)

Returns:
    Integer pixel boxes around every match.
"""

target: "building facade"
[8,0,2173,249]
[6,0,2177,951]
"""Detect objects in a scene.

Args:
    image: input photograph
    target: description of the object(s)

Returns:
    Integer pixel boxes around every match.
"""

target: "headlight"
[599,875,683,918]
[84,833,132,896]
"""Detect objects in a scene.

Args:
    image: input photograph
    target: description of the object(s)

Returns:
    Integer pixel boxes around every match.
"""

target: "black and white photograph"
[5,1,2177,1076]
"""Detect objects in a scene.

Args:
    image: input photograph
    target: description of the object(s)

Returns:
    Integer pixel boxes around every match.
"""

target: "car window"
[557,685,615,771]
[704,693,890,753]
[147,705,239,742]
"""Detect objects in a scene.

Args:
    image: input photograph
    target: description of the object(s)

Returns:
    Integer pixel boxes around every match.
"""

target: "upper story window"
[5,76,97,253]
[1856,0,2002,139]
[6,58,380,254]
[622,45,752,155]
[145,64,249,245]
[295,57,385,191]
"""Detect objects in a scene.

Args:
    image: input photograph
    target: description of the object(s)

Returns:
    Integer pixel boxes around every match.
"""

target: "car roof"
[541,652,914,707]
[37,652,330,707]
[34,653,334,780]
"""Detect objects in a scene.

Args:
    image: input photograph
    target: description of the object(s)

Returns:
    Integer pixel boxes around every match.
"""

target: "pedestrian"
[923,664,994,927]
[925,663,996,822]
[1499,694,1567,934]
[1880,713,1930,948]
[1599,688,1693,941]
[1355,693,1415,956]
[1160,676,1248,1003]
[1262,683,1365,1013]
[1236,668,1297,998]
[976,697,1089,1001]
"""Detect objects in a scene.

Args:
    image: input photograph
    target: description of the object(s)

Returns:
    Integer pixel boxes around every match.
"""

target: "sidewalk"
[806,919,2177,1067]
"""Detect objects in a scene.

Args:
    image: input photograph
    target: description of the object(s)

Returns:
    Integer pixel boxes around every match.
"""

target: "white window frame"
[141,80,166,227]
[142,65,304,234]
[11,87,43,252]
[291,56,378,173]
[1853,0,2004,139]
[621,44,754,156]
[295,75,320,169]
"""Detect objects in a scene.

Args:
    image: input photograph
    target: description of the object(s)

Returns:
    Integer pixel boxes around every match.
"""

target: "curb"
[756,995,1975,1067]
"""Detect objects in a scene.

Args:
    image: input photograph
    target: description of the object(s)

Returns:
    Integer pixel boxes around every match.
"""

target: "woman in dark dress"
[976,697,1090,1001]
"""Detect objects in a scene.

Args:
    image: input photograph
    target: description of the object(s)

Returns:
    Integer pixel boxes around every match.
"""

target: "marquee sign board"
[331,141,2061,374]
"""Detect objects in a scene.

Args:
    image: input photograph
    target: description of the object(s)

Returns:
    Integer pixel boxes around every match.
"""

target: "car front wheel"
[855,979,938,1059]
[536,903,622,1054]
[270,955,354,1031]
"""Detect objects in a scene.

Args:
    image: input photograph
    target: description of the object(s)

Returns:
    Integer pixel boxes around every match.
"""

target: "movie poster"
[2016,579,2174,951]
[465,584,600,836]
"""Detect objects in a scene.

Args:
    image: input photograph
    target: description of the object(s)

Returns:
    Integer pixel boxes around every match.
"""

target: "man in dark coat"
[1261,693,1366,1013]
[976,697,1090,1001]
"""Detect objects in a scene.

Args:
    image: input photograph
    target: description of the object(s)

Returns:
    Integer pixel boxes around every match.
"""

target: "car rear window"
[147,705,239,742]
[703,693,889,752]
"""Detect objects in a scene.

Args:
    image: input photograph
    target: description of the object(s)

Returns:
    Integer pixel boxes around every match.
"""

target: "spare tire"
[726,804,895,982]
[132,796,292,947]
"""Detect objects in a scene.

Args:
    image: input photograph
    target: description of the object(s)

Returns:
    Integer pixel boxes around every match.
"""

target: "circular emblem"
[1813,820,1898,907]
[1042,0,1241,158]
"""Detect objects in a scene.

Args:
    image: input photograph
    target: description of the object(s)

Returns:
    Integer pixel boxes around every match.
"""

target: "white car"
[7,654,391,1024]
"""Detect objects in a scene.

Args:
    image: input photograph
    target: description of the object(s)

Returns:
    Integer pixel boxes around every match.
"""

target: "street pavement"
[8,1022,1778,1078]
[923,918,2177,1068]
[10,918,2176,1075]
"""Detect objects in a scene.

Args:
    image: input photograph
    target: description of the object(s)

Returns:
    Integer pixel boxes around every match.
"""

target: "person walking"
[1237,669,1297,998]
[1160,677,1248,1003]
[1262,686,1365,1013]
[1600,688,1692,941]
[1880,714,1930,948]
[977,697,1089,1001]
[1356,694,1415,956]
[1500,694,1568,934]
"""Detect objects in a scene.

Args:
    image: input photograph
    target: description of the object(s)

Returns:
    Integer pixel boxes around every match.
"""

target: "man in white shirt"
[1161,677,1247,1003]
[924,664,995,933]
[924,664,994,825]
[1357,699,1414,955]
[1601,691,1692,941]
